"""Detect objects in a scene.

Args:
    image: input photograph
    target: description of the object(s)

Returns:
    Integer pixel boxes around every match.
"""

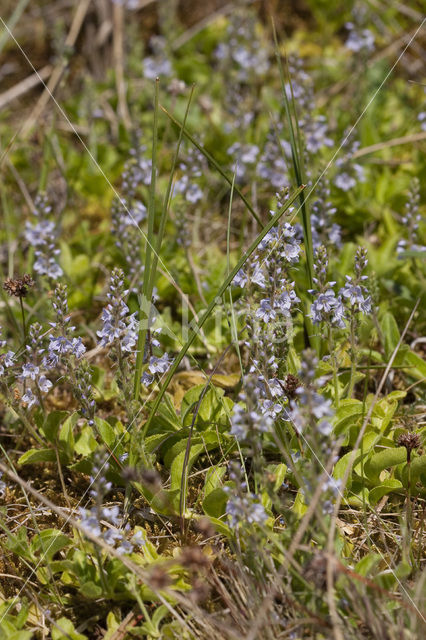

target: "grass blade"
[160,104,264,228]
[271,20,314,288]
[133,79,159,400]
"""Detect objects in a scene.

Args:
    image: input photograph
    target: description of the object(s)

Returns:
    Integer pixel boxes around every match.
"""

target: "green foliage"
[0,2,424,639]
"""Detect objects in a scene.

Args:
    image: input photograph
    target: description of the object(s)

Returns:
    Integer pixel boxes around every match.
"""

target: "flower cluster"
[309,180,342,250]
[111,198,145,292]
[141,328,173,387]
[0,346,14,378]
[110,142,151,291]
[340,248,372,314]
[225,463,268,529]
[20,322,52,409]
[215,10,269,132]
[0,326,15,379]
[230,375,274,441]
[334,132,365,191]
[45,284,87,369]
[285,56,333,159]
[215,12,269,83]
[396,178,425,255]
[97,268,138,354]
[309,245,371,328]
[233,195,302,390]
[122,143,153,193]
[143,36,172,80]
[226,492,268,528]
[1,322,53,410]
[345,22,375,54]
[74,359,96,425]
[79,452,146,555]
[173,146,206,204]
[0,471,7,497]
[24,193,63,279]
[304,116,334,155]
[321,477,342,515]
[257,128,291,191]
[285,350,334,438]
[14,285,92,416]
[227,142,260,182]
[97,269,171,393]
[112,0,139,9]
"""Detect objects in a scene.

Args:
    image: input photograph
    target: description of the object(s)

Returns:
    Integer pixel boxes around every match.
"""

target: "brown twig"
[20,0,91,139]
[112,2,132,130]
[353,132,426,158]
[0,65,52,111]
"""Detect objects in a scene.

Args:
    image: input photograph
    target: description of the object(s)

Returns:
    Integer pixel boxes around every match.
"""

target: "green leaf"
[30,529,71,563]
[151,605,169,628]
[202,487,228,518]
[78,581,103,600]
[266,463,287,491]
[369,480,403,505]
[405,350,426,380]
[144,432,178,454]
[345,487,369,507]
[181,384,226,427]
[169,431,220,491]
[5,527,34,562]
[75,425,98,457]
[52,617,88,640]
[204,465,227,497]
[401,454,426,491]
[95,417,116,448]
[170,442,206,492]
[41,410,69,443]
[364,447,407,485]
[59,412,78,461]
[355,552,381,577]
[59,242,73,278]
[18,448,57,465]
[375,561,412,590]
[14,599,30,630]
[6,631,33,640]
[206,516,231,538]
[333,400,363,437]
[150,488,180,515]
[333,449,363,490]
[292,488,307,516]
[380,312,400,359]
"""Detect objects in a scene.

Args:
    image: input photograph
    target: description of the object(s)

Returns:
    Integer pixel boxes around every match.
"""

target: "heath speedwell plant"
[0,3,425,639]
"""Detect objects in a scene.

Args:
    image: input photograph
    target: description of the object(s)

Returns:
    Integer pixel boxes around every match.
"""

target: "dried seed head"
[140,468,162,490]
[397,432,421,461]
[180,546,211,572]
[121,466,139,483]
[189,577,210,604]
[282,374,301,399]
[303,552,336,591]
[194,517,216,540]
[148,565,171,591]
[3,274,34,298]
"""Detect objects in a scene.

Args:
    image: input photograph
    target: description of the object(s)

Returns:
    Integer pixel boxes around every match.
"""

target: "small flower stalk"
[24,193,63,280]
[79,450,146,574]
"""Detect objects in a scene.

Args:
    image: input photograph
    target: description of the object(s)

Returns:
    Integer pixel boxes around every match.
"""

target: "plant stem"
[133,80,159,402]
[19,296,26,341]
[328,325,339,407]
[141,185,305,439]
[347,315,357,398]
